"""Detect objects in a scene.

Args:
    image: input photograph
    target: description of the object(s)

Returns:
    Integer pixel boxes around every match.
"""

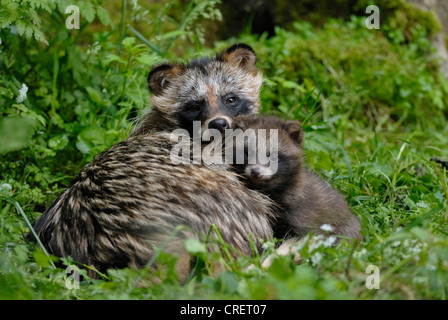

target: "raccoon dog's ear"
[282,121,304,147]
[147,63,185,96]
[216,43,258,74]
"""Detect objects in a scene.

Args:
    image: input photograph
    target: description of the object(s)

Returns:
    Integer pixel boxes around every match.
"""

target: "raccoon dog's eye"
[226,97,238,104]
[187,104,200,113]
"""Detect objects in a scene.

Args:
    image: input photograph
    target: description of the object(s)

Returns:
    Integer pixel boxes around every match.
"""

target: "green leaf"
[122,37,136,50]
[128,25,164,56]
[135,53,157,66]
[0,116,37,154]
[48,134,69,150]
[278,104,289,114]
[0,1,19,28]
[76,126,107,154]
[75,136,92,154]
[33,27,48,45]
[410,227,429,240]
[74,103,89,118]
[13,14,48,44]
[157,30,190,40]
[28,0,52,13]
[86,87,106,106]
[33,249,55,268]
[78,1,96,23]
[26,6,42,25]
[56,0,72,13]
[102,53,126,67]
[399,88,412,98]
[96,6,113,27]
[184,238,207,254]
[281,80,301,89]
[15,20,28,37]
[215,271,239,294]
[49,110,67,130]
[305,150,334,172]
[24,24,34,39]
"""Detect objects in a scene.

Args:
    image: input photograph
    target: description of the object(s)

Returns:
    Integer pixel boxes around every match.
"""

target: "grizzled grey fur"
[131,43,263,137]
[32,132,276,280]
[31,44,275,280]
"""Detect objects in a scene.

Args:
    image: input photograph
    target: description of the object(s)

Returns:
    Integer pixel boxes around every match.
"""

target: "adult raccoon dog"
[30,44,273,281]
[229,115,362,240]
[131,43,262,137]
[31,132,276,281]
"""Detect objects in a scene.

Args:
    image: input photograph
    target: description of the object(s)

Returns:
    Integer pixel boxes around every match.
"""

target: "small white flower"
[320,224,334,232]
[409,245,422,255]
[293,238,307,251]
[87,41,101,55]
[323,236,337,248]
[131,0,140,10]
[16,83,28,103]
[309,234,324,251]
[412,276,427,284]
[426,264,436,271]
[261,240,275,251]
[311,234,324,242]
[0,183,12,191]
[353,248,368,258]
[311,252,323,266]
[392,240,401,247]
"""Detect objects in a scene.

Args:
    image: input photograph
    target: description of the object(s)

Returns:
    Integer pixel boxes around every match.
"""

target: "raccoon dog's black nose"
[208,118,230,134]
[250,167,262,179]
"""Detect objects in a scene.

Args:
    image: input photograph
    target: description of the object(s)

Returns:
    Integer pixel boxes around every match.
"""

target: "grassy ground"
[1,1,448,299]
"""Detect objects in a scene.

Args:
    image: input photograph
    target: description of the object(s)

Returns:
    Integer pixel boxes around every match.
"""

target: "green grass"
[1,1,448,299]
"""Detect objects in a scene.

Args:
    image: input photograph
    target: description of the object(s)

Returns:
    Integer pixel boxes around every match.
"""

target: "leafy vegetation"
[1,0,447,299]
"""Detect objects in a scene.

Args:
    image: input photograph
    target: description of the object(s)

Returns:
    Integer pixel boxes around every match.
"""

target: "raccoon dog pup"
[230,115,362,240]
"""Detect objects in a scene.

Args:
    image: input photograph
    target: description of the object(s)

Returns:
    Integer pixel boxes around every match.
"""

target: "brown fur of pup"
[230,115,362,240]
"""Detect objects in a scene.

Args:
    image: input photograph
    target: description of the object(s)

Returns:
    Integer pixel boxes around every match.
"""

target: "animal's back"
[32,132,275,278]
[280,170,361,239]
